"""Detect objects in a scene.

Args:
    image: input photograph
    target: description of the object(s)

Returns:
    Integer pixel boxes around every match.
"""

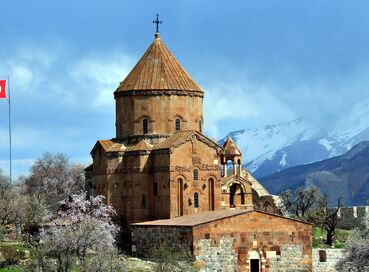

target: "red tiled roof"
[115,34,203,93]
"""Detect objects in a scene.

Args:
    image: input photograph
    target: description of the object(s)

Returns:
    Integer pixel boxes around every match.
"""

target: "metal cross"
[153,14,162,33]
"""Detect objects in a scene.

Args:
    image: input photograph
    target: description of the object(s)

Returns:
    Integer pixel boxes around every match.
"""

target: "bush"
[0,227,7,242]
[0,247,23,268]
[149,244,197,272]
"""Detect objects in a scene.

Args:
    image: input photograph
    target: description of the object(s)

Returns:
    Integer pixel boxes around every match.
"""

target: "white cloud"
[70,56,132,85]
[0,42,135,178]
[11,65,33,87]
[69,54,134,108]
[203,80,297,138]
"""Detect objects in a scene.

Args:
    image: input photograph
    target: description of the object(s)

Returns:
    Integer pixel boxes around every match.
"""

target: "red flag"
[0,80,6,99]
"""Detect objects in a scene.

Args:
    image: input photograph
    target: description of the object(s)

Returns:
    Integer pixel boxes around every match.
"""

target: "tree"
[0,169,15,225]
[25,153,86,209]
[279,186,323,219]
[280,186,343,246]
[319,195,343,246]
[13,192,49,239]
[336,214,369,271]
[36,193,118,272]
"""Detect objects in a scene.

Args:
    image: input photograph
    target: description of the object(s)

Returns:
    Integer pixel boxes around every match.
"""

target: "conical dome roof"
[115,34,203,93]
[223,137,242,156]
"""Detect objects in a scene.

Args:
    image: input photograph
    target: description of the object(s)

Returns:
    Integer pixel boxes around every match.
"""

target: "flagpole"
[7,76,12,183]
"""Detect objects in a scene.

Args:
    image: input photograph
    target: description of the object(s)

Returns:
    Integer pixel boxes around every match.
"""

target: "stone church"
[86,28,312,272]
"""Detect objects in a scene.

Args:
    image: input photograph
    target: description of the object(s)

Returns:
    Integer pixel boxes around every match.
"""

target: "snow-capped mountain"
[219,96,369,178]
[260,141,369,206]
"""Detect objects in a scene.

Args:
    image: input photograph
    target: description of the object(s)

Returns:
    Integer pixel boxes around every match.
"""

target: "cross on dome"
[153,14,162,34]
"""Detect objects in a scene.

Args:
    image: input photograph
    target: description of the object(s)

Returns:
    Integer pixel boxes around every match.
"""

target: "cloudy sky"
[1,0,369,178]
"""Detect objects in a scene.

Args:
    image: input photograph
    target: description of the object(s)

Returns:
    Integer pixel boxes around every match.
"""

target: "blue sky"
[1,0,369,178]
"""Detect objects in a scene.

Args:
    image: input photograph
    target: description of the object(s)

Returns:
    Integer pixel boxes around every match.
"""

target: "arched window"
[177,178,183,216]
[199,120,202,132]
[194,192,199,208]
[209,178,215,211]
[143,119,148,134]
[175,118,181,132]
[194,169,199,180]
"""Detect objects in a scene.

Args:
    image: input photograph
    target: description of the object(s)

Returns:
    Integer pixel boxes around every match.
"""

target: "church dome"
[114,33,204,143]
[115,33,203,94]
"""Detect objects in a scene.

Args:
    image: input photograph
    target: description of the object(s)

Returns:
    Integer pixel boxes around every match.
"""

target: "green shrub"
[0,227,8,242]
[0,265,23,272]
[0,245,25,268]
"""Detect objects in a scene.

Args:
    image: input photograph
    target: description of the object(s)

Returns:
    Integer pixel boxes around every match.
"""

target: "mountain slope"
[259,141,369,206]
[219,96,369,178]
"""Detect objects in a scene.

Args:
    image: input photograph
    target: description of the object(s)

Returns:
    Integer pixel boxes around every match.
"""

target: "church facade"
[86,30,312,272]
[86,31,276,228]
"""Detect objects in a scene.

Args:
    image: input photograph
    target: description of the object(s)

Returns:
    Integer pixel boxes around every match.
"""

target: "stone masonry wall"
[269,245,311,272]
[131,226,192,257]
[312,248,344,272]
[192,211,312,272]
[132,211,312,271]
[196,238,237,272]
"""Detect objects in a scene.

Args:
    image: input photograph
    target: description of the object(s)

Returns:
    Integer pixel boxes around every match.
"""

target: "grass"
[0,266,22,272]
[0,243,28,252]
[313,227,351,248]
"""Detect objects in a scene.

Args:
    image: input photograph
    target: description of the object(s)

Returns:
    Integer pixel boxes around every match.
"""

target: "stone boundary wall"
[312,248,344,272]
[328,206,369,229]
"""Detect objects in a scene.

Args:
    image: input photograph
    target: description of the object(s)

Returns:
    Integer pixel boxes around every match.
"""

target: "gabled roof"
[125,140,153,152]
[115,34,203,93]
[153,130,222,152]
[131,209,312,227]
[132,210,248,227]
[91,140,125,154]
[223,137,242,156]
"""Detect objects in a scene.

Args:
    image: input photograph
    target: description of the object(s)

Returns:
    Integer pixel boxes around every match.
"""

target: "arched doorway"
[248,250,260,272]
[230,183,245,208]
[177,178,183,216]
